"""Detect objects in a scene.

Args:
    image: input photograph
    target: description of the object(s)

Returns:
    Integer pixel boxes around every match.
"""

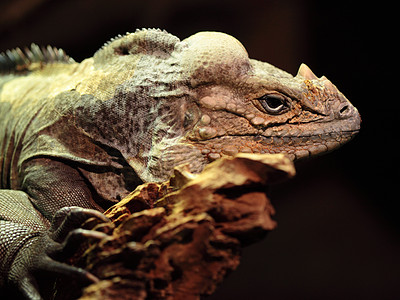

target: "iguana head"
[80,29,360,182]
[177,32,361,162]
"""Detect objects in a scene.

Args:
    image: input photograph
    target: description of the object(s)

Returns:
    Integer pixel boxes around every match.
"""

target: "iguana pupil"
[258,94,288,114]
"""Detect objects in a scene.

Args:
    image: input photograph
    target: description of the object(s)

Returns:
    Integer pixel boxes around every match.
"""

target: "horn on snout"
[296,63,318,80]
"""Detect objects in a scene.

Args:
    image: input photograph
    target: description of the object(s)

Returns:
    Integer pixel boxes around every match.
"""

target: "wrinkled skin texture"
[0,29,360,299]
[0,30,360,186]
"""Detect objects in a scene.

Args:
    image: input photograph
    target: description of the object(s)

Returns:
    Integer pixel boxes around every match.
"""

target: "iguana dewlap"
[0,29,360,299]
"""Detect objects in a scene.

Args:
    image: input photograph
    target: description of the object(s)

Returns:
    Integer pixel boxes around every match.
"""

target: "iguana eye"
[257,94,289,115]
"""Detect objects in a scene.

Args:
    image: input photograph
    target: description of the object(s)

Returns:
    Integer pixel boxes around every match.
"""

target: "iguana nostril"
[339,104,349,116]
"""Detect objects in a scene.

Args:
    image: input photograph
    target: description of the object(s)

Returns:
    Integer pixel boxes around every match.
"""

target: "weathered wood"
[57,153,295,299]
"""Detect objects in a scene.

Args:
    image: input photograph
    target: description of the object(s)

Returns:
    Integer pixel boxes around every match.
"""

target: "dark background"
[0,0,398,299]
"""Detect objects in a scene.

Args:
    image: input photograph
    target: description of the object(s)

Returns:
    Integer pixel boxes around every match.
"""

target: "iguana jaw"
[188,128,359,162]
[184,100,360,163]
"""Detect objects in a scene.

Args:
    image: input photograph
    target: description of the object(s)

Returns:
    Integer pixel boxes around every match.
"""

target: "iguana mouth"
[191,129,359,161]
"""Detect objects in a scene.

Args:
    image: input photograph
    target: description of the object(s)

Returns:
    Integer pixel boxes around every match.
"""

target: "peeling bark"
[57,153,295,300]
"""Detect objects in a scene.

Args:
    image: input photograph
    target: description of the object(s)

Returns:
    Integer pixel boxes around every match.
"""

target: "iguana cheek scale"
[0,29,360,299]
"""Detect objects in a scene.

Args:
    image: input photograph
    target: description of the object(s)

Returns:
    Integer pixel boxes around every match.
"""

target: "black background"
[0,0,398,299]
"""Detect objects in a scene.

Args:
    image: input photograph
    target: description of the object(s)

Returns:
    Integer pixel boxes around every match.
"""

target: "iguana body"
[0,29,360,299]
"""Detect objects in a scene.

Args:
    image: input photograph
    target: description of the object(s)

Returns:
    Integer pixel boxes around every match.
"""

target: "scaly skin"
[0,30,360,185]
[0,29,360,299]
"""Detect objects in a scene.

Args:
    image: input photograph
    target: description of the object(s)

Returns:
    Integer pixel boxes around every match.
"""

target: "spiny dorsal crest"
[0,44,74,74]
[94,28,180,62]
